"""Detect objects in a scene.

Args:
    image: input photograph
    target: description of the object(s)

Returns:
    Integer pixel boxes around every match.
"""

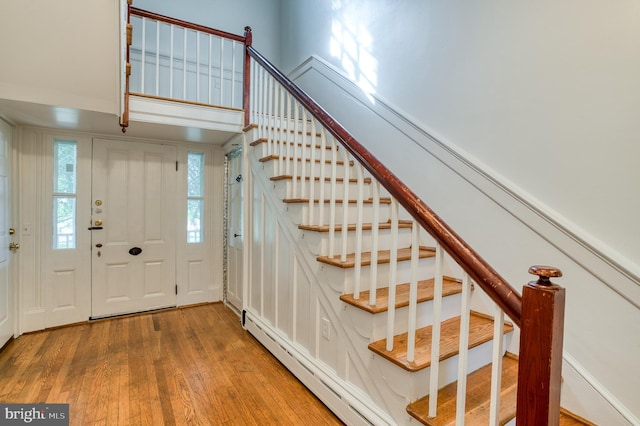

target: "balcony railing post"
[516,265,565,426]
[243,26,253,127]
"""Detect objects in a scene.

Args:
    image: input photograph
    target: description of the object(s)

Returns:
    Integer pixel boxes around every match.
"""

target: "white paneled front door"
[0,120,13,346]
[91,138,177,318]
[225,148,243,311]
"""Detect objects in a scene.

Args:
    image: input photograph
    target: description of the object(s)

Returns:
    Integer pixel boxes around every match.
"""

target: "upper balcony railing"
[119,3,251,131]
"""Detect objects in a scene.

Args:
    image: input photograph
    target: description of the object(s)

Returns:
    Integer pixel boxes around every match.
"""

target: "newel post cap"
[528,265,563,286]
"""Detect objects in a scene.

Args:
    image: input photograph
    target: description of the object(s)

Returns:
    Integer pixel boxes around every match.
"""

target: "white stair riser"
[372,332,514,401]
[263,158,357,181]
[302,226,414,257]
[286,202,392,225]
[270,179,374,201]
[346,292,464,341]
[320,257,437,293]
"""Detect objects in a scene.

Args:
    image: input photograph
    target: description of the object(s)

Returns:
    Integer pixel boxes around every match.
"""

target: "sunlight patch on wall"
[330,0,378,102]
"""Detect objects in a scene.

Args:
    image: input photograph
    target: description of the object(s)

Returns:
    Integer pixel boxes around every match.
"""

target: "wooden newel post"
[516,265,565,426]
[243,26,253,128]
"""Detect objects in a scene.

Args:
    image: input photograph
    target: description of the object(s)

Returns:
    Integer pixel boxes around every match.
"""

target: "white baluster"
[273,83,280,174]
[406,221,420,362]
[428,242,444,417]
[195,30,200,102]
[328,136,338,258]
[231,40,237,108]
[182,28,187,100]
[340,148,350,265]
[385,200,399,352]
[266,76,274,156]
[291,100,300,199]
[300,110,308,201]
[369,181,380,306]
[455,272,472,425]
[169,25,174,98]
[219,37,224,106]
[352,163,365,299]
[489,305,505,426]
[260,67,267,142]
[285,93,292,179]
[155,20,160,96]
[318,127,328,229]
[307,118,317,225]
[208,34,212,105]
[141,17,146,93]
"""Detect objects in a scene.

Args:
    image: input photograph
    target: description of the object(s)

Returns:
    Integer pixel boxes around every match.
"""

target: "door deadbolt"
[94,219,103,226]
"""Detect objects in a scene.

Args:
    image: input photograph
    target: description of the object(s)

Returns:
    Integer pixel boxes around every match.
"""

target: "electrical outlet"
[321,317,331,340]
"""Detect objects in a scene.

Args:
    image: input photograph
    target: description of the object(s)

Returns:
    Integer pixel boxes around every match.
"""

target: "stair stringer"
[243,133,403,425]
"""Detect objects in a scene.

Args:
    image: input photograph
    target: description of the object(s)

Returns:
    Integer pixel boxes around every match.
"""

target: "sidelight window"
[187,152,204,243]
[53,140,77,249]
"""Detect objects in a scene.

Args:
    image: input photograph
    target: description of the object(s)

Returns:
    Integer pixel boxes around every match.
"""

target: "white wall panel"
[0,0,119,114]
[282,51,640,424]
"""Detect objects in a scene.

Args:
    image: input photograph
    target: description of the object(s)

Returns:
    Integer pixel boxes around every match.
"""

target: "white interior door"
[225,149,243,310]
[91,138,177,318]
[0,120,13,345]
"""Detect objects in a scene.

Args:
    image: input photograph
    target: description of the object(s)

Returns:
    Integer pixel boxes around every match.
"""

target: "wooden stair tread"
[317,246,435,268]
[340,277,464,314]
[406,354,519,425]
[559,409,598,426]
[406,355,596,426]
[300,220,412,233]
[259,154,353,166]
[284,197,392,205]
[368,312,514,372]
[271,175,371,183]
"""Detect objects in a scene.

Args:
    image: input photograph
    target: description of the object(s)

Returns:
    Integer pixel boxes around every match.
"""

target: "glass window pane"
[54,196,76,249]
[187,199,202,243]
[54,141,77,194]
[187,152,204,197]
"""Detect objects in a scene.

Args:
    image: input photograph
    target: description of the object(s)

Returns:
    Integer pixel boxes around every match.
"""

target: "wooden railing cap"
[528,265,563,285]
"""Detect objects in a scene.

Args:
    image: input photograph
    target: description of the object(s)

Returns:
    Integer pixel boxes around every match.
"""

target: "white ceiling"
[0,98,239,145]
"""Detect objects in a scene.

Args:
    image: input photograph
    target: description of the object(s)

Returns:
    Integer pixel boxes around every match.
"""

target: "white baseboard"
[243,310,396,426]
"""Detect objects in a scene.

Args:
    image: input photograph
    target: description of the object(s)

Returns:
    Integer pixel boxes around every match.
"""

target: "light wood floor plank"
[0,303,343,426]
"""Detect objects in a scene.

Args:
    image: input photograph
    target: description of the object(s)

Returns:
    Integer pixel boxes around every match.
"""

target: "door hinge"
[176,161,178,171]
[175,284,178,295]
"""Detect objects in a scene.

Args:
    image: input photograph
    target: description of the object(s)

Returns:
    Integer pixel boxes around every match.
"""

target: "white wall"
[280,0,640,282]
[0,0,120,114]
[279,0,640,422]
[133,0,283,68]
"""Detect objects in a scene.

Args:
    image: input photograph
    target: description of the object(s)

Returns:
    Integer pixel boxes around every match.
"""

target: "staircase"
[239,41,594,424]
[118,6,597,424]
[245,125,593,425]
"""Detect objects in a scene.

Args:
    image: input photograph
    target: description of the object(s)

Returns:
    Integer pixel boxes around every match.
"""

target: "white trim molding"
[288,55,640,309]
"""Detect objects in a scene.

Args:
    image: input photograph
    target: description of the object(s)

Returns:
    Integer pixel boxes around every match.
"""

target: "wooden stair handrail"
[129,7,247,42]
[247,45,523,326]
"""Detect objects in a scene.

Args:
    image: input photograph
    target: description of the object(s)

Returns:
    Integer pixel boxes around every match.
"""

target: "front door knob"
[9,242,20,251]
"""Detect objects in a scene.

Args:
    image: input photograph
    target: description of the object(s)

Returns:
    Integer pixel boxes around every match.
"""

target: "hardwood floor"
[0,303,343,425]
